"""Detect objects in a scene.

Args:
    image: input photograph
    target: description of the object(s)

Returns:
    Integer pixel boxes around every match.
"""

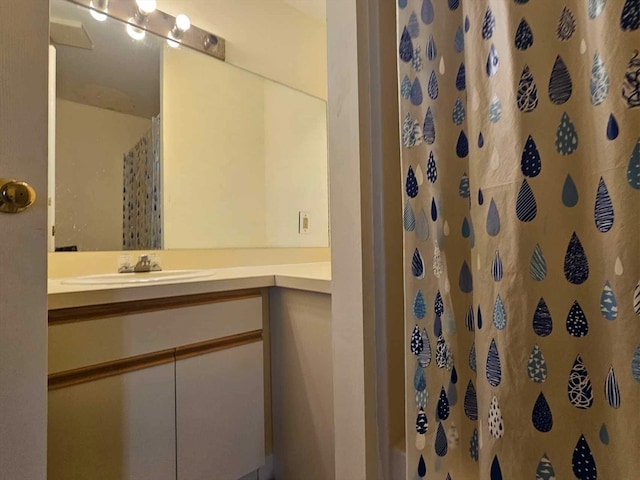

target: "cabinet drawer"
[49,294,263,374]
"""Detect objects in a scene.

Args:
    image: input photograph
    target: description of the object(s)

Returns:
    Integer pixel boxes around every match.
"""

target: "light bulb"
[136,0,157,15]
[126,19,146,40]
[89,0,107,21]
[175,14,191,32]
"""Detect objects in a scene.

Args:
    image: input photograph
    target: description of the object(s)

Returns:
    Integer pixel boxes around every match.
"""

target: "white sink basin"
[60,269,217,285]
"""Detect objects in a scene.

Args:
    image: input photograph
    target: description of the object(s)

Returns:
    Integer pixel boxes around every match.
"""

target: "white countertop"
[48,262,331,309]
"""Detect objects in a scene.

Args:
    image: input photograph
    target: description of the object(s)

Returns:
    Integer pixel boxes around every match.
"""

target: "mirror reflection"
[50,0,328,252]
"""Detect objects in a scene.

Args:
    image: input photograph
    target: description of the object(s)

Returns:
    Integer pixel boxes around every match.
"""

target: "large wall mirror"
[50,0,329,252]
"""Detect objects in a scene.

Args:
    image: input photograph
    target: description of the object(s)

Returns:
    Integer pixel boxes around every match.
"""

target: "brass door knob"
[0,179,36,213]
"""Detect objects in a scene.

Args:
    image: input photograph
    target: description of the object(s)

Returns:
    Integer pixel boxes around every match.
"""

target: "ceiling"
[282,0,326,22]
[51,0,161,118]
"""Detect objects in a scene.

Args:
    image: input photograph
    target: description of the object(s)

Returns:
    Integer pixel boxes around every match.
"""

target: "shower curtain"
[397,1,639,478]
[123,115,162,250]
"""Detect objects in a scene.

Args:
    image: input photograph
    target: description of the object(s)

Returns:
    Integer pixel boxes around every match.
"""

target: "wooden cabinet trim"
[48,289,263,325]
[48,330,263,390]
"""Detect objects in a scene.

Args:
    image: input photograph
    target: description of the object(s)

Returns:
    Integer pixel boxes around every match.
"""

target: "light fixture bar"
[68,0,225,61]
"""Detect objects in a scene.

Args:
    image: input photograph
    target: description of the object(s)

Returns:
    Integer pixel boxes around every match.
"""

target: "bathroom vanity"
[47,263,332,480]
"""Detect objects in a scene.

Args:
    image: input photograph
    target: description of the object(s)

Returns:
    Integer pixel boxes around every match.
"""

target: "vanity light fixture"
[126,0,156,40]
[89,0,108,21]
[167,13,190,48]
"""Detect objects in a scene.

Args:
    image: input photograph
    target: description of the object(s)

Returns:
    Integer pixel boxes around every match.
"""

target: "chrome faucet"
[118,254,162,273]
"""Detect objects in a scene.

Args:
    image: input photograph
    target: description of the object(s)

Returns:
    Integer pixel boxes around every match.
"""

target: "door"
[0,1,49,478]
[176,342,265,480]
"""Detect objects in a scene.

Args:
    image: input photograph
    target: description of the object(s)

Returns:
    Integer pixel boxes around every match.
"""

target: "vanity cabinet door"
[48,363,176,480]
[176,341,265,480]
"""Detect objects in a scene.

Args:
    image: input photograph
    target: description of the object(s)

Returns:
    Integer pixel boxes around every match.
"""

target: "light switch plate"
[299,211,310,234]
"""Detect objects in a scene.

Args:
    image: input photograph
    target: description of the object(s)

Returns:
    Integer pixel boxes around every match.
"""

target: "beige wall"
[157,0,327,100]
[264,81,329,247]
[55,99,150,251]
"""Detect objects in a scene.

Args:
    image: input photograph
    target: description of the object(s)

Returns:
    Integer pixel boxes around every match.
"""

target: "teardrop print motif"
[398,0,407,8]
[568,355,594,409]
[635,281,640,314]
[399,27,413,63]
[600,281,618,320]
[549,55,573,104]
[411,248,425,279]
[489,96,502,123]
[410,78,423,105]
[515,18,534,50]
[417,328,431,367]
[572,435,597,480]
[452,98,465,125]
[400,75,411,99]
[605,366,621,408]
[410,325,423,355]
[434,290,444,317]
[477,305,483,330]
[448,0,459,10]
[431,197,438,222]
[416,209,429,241]
[427,35,437,60]
[459,261,473,293]
[416,389,427,410]
[456,130,469,158]
[486,339,502,387]
[414,364,427,392]
[428,70,439,99]
[493,295,507,330]
[470,428,479,462]
[623,51,640,107]
[402,113,422,148]
[564,232,589,285]
[627,139,640,189]
[478,132,485,148]
[517,65,539,112]
[607,114,619,140]
[492,250,503,281]
[423,107,435,145]
[416,409,428,434]
[533,298,553,336]
[433,243,443,278]
[403,202,416,232]
[615,256,624,275]
[487,199,501,236]
[406,166,419,198]
[599,423,609,445]
[464,380,478,420]
[482,7,496,39]
[408,12,420,38]
[530,244,547,281]
[416,433,426,451]
[434,317,443,340]
[594,177,614,232]
[426,151,437,184]
[415,164,424,186]
[556,112,579,154]
[521,135,541,177]
[567,301,589,337]
[417,454,427,478]
[478,188,484,206]
[557,6,576,40]
[528,344,548,383]
[435,422,448,457]
[562,174,579,207]
[437,386,450,420]
[516,179,538,222]
[456,62,466,91]
[536,454,556,480]
[454,26,464,53]
[491,456,503,480]
[413,290,426,319]
[462,217,471,238]
[532,392,553,432]
[590,53,610,105]
[465,15,470,32]
[488,396,504,438]
[621,0,640,31]
[632,344,640,382]
[486,44,499,77]
[469,342,477,373]
[421,0,434,24]
[588,0,606,19]
[459,173,470,199]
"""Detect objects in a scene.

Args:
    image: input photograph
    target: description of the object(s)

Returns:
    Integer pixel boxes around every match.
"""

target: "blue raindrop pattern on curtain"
[397,1,640,478]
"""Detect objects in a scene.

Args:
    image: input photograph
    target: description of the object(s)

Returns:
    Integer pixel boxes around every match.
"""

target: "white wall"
[264,82,328,247]
[157,0,327,100]
[55,100,151,251]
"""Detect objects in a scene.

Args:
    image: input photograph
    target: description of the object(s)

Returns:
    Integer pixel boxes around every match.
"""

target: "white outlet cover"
[299,211,310,234]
